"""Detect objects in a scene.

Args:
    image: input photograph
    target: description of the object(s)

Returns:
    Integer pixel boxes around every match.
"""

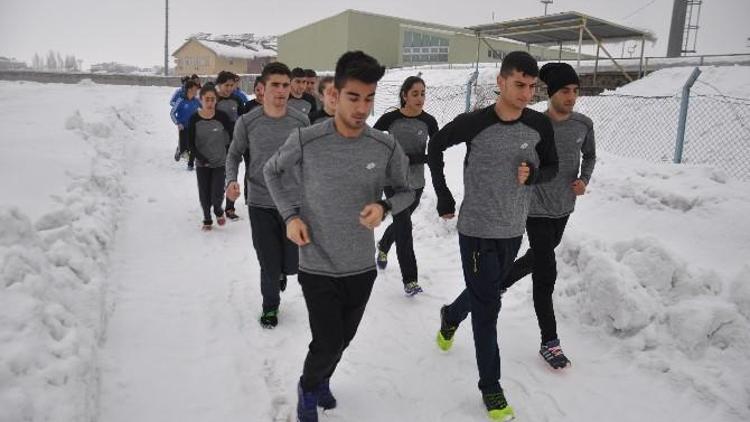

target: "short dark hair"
[199,82,217,98]
[185,80,200,91]
[261,62,292,84]
[253,76,264,88]
[304,68,317,78]
[317,76,334,95]
[291,67,306,79]
[216,70,236,85]
[180,75,190,84]
[334,51,385,90]
[190,74,200,80]
[499,51,539,78]
[399,76,425,107]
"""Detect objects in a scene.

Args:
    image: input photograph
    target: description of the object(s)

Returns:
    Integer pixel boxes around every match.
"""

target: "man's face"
[264,74,291,108]
[321,82,336,112]
[291,77,306,97]
[497,70,537,111]
[549,84,579,115]
[306,77,316,94]
[334,79,376,131]
[254,83,264,102]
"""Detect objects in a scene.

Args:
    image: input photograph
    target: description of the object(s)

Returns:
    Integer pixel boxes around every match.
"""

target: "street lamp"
[541,0,553,16]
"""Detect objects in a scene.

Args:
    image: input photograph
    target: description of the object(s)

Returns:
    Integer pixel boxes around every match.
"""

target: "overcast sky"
[1,0,748,68]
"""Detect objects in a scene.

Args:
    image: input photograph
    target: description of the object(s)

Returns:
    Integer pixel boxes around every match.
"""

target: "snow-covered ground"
[1,77,749,422]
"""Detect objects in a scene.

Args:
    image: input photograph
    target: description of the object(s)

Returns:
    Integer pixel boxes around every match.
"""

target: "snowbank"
[0,86,140,422]
[606,65,750,99]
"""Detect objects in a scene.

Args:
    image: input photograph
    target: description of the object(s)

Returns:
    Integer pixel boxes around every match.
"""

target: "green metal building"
[278,9,585,70]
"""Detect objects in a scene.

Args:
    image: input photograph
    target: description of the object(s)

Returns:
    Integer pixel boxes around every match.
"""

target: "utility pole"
[541,0,553,16]
[164,0,169,76]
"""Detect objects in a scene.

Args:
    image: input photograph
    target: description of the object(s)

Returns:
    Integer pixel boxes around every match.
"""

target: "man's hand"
[359,203,385,230]
[226,181,241,201]
[178,124,184,131]
[571,179,587,196]
[440,213,455,220]
[518,161,530,185]
[286,217,311,246]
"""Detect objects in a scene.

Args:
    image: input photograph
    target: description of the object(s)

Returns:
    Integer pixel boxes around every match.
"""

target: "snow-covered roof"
[175,33,278,60]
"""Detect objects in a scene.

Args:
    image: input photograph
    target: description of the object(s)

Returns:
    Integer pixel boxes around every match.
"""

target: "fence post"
[674,67,702,164]
[465,70,479,113]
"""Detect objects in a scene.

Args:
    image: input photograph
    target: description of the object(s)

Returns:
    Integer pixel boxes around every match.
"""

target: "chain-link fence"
[374,80,750,180]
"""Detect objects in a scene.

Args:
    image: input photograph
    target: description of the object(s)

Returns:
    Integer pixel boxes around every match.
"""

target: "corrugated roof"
[467,11,655,44]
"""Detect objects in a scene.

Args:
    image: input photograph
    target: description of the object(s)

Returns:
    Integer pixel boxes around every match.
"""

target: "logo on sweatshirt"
[576,137,584,144]
[418,130,423,135]
[366,162,377,170]
[212,127,220,132]
[520,142,529,150]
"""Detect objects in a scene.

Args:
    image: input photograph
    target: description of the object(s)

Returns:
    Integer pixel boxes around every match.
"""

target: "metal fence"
[375,77,750,181]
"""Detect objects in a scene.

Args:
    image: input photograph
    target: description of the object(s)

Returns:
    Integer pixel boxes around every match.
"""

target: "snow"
[605,65,750,99]
[196,39,277,60]
[1,74,749,422]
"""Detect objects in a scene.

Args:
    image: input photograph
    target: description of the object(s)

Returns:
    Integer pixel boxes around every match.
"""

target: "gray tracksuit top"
[225,106,309,208]
[216,94,244,122]
[374,110,439,189]
[529,111,596,218]
[287,92,317,116]
[428,105,559,239]
[187,110,233,168]
[263,119,414,277]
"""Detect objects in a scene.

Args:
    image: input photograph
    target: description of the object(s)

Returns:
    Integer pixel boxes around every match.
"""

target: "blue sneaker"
[316,378,337,410]
[297,380,318,422]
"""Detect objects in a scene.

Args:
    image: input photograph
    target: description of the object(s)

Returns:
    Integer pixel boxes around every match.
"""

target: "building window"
[402,30,449,64]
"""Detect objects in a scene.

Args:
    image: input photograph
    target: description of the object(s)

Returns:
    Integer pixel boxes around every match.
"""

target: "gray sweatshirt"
[529,111,596,218]
[374,110,439,189]
[187,110,233,168]
[226,106,309,208]
[216,94,244,122]
[263,119,414,277]
[428,105,559,239]
[287,93,317,116]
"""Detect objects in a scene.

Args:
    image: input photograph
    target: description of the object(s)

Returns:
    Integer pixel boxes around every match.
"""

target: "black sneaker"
[279,274,287,292]
[187,162,194,171]
[539,338,571,369]
[376,246,388,269]
[174,146,181,162]
[482,389,515,421]
[226,208,239,221]
[259,308,278,329]
[436,305,458,351]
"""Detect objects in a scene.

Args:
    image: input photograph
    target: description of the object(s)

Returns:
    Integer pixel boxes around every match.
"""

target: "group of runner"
[167,49,596,421]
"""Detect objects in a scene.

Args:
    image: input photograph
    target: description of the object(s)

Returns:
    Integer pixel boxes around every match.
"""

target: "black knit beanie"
[539,62,580,97]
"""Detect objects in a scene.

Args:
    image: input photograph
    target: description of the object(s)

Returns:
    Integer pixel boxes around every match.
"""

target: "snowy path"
[93,88,742,422]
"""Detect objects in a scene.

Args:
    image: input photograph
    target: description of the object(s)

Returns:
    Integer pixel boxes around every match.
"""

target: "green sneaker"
[436,305,458,351]
[259,308,279,329]
[483,390,515,421]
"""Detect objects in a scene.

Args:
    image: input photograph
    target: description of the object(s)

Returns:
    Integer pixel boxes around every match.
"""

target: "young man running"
[263,51,413,422]
[216,71,247,221]
[288,67,318,116]
[307,76,335,124]
[243,76,264,113]
[429,51,558,421]
[501,62,596,369]
[225,63,310,328]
